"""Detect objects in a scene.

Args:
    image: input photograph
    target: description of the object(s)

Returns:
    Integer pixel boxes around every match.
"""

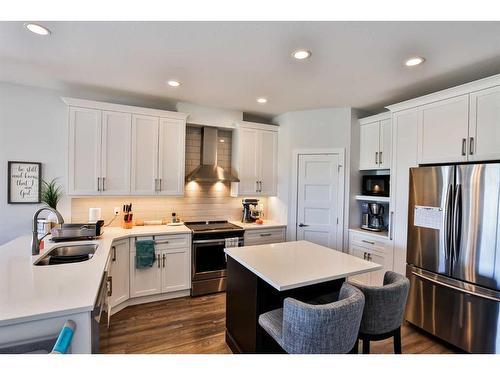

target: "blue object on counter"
[135,239,155,268]
[51,320,76,354]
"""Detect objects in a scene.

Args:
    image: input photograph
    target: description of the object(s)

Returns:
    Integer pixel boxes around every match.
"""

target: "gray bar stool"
[258,283,365,354]
[350,271,410,354]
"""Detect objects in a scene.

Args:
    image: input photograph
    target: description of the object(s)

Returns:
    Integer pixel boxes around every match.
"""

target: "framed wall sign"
[7,161,42,204]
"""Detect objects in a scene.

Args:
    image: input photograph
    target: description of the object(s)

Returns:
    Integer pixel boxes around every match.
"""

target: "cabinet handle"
[107,276,112,297]
[461,138,466,156]
[379,151,383,165]
[389,211,394,241]
[260,233,272,237]
[112,246,116,262]
[162,253,166,268]
[102,177,106,191]
[469,137,474,155]
[361,239,375,245]
[159,178,162,192]
[363,252,367,260]
[259,181,263,192]
[375,152,379,165]
[157,254,161,268]
[298,223,309,227]
[154,240,170,245]
[97,177,101,192]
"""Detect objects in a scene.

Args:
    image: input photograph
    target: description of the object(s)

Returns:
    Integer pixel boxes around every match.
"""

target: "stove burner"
[184,220,243,233]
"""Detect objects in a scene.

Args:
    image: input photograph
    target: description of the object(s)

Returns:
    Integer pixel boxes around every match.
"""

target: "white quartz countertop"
[0,225,191,327]
[224,240,381,291]
[229,221,286,230]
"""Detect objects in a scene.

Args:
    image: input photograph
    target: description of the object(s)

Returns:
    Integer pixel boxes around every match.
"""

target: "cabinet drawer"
[244,228,286,246]
[350,233,389,254]
[131,234,190,252]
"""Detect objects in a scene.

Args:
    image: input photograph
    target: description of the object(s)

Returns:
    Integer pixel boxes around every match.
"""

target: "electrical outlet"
[113,207,120,215]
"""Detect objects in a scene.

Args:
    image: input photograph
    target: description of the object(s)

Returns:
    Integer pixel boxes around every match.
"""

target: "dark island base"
[225,256,345,354]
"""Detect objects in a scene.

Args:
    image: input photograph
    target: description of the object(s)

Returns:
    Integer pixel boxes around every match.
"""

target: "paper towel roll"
[88,207,102,222]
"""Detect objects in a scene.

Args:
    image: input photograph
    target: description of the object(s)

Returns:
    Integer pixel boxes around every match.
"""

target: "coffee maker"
[361,202,386,232]
[241,198,262,223]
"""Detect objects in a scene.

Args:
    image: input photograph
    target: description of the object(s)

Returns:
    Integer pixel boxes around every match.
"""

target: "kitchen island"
[224,240,381,353]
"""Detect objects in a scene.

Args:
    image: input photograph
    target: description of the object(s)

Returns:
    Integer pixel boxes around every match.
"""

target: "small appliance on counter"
[51,220,104,242]
[361,203,386,232]
[241,198,262,223]
[362,174,390,197]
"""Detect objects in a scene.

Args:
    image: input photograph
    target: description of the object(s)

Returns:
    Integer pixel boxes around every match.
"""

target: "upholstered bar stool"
[350,271,410,354]
[258,283,365,354]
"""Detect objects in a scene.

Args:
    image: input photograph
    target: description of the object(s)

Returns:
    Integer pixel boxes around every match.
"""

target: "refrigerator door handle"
[411,269,500,303]
[452,184,462,263]
[444,184,453,260]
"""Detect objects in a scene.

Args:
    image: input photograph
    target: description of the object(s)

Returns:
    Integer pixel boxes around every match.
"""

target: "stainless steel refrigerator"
[406,163,500,353]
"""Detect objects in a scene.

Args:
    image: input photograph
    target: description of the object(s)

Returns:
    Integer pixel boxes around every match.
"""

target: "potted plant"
[41,178,63,227]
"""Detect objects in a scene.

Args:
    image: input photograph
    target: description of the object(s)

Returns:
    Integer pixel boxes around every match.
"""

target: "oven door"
[192,238,242,281]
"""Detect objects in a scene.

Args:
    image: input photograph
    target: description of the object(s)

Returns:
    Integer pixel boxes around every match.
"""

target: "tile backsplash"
[71,126,266,225]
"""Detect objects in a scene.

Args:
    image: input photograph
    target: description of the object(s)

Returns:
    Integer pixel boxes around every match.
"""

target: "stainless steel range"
[185,221,244,296]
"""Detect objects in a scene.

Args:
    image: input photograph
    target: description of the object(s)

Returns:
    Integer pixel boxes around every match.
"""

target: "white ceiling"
[1,21,500,117]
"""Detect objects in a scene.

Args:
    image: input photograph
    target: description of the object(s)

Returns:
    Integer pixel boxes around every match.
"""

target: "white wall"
[0,81,178,245]
[269,107,359,250]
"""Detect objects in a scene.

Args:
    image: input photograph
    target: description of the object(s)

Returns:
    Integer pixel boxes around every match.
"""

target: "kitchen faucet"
[31,206,65,255]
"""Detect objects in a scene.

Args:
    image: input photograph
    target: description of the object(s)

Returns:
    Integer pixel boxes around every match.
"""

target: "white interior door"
[101,111,132,195]
[296,154,341,249]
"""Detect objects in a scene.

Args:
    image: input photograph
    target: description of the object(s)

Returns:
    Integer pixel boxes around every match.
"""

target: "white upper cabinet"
[418,95,469,164]
[258,130,278,196]
[68,107,102,195]
[359,121,380,170]
[157,118,186,195]
[64,98,187,196]
[131,114,159,195]
[231,121,278,197]
[101,111,132,195]
[379,118,392,169]
[469,86,500,162]
[359,113,391,170]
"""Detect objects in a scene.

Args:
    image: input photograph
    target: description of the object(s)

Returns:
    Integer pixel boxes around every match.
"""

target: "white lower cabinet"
[129,234,191,298]
[243,227,286,246]
[109,239,130,307]
[348,230,393,286]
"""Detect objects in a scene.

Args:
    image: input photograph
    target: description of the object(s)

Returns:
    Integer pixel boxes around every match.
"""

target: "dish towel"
[135,239,155,268]
[225,238,240,249]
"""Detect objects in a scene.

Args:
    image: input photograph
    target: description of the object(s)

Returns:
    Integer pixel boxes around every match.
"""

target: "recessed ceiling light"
[405,56,425,67]
[256,97,268,104]
[24,23,51,36]
[292,49,311,60]
[167,80,181,87]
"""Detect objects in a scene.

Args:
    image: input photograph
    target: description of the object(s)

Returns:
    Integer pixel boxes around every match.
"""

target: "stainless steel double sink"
[34,244,98,266]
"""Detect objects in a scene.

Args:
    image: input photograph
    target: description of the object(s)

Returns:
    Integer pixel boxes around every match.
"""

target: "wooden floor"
[100,293,458,354]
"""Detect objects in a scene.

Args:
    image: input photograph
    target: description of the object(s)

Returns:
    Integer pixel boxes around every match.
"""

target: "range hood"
[185,127,240,183]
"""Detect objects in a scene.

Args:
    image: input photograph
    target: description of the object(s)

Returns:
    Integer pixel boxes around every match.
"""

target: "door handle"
[112,246,116,262]
[102,177,106,191]
[452,184,462,263]
[375,152,379,165]
[469,137,474,155]
[159,178,162,192]
[157,253,161,268]
[107,276,112,297]
[389,211,394,241]
[97,177,101,192]
[298,223,309,227]
[259,181,263,192]
[461,138,466,156]
[379,151,383,165]
[162,253,166,268]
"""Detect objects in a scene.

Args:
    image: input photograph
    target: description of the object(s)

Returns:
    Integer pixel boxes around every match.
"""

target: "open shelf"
[355,195,390,203]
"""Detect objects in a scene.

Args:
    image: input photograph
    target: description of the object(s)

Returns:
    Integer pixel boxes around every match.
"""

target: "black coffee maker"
[361,203,385,232]
[241,198,261,223]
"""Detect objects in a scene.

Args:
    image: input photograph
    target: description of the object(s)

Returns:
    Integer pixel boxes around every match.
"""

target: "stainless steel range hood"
[185,127,240,182]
